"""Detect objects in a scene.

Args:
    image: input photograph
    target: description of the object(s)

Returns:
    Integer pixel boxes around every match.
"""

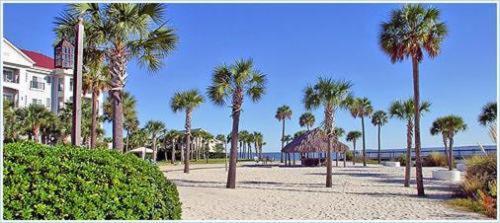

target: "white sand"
[160,162,487,220]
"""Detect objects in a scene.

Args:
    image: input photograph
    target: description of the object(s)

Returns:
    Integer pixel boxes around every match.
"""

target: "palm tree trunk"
[412,56,425,196]
[361,117,367,166]
[352,140,356,165]
[281,120,285,164]
[152,137,158,161]
[377,125,381,164]
[180,141,184,163]
[325,106,334,188]
[171,139,176,164]
[343,152,346,167]
[404,120,413,187]
[109,45,127,152]
[184,109,192,173]
[90,90,98,149]
[335,152,339,166]
[227,90,242,189]
[448,135,454,171]
[442,135,449,170]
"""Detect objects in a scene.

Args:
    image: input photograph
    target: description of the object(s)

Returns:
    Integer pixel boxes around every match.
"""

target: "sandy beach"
[160,162,487,220]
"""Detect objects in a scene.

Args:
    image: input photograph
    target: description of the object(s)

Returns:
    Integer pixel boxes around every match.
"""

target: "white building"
[2,38,103,114]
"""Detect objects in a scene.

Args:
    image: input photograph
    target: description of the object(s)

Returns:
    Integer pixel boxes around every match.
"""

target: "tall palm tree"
[170,89,204,173]
[304,77,352,188]
[348,97,373,166]
[55,3,178,151]
[371,110,388,164]
[276,105,292,164]
[299,112,315,131]
[82,64,109,149]
[144,120,166,161]
[389,99,430,187]
[207,58,267,189]
[380,4,447,196]
[104,91,139,152]
[478,102,497,143]
[431,115,467,171]
[346,131,362,165]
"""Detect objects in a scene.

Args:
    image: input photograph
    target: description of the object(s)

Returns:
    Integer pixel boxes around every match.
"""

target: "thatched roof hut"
[282,128,349,153]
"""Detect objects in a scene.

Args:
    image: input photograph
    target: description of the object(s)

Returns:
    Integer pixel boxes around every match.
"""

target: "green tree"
[20,104,53,143]
[380,4,447,196]
[299,112,315,131]
[346,131,362,165]
[55,3,178,151]
[478,102,497,143]
[348,97,373,166]
[207,58,266,189]
[83,64,109,149]
[430,115,467,170]
[371,110,388,164]
[304,77,352,187]
[252,132,264,160]
[104,91,139,152]
[170,89,204,173]
[333,127,345,166]
[144,120,166,161]
[275,105,292,164]
[389,99,430,187]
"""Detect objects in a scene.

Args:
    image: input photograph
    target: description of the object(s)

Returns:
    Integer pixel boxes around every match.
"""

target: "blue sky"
[3,3,497,152]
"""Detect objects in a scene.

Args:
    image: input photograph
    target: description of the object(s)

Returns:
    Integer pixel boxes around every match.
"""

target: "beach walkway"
[160,162,487,220]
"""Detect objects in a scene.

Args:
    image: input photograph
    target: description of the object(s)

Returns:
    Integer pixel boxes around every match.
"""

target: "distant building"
[2,38,103,114]
[178,128,225,153]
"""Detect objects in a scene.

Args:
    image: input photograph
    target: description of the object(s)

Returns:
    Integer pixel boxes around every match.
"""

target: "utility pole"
[71,17,84,146]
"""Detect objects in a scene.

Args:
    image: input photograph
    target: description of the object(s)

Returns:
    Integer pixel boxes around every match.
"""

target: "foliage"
[397,154,407,166]
[3,142,181,220]
[423,152,448,167]
[299,112,315,130]
[478,102,497,142]
[345,150,353,161]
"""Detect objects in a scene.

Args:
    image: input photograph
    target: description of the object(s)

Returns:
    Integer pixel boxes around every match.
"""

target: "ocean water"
[255,145,497,161]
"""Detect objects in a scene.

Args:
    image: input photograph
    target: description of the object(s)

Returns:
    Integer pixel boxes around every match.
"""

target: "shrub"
[302,158,320,167]
[424,152,448,167]
[3,142,182,220]
[396,154,407,166]
[345,151,353,161]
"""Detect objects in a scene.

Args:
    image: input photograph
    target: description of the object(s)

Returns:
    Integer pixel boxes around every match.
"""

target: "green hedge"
[3,142,181,220]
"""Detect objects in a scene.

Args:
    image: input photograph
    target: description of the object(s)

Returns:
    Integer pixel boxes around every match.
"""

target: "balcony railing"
[3,75,19,83]
[30,81,45,90]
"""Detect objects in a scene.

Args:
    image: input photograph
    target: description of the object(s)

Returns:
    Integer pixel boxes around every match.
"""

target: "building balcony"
[30,81,45,90]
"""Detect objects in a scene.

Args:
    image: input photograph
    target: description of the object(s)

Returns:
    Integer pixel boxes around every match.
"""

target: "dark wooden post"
[71,18,84,146]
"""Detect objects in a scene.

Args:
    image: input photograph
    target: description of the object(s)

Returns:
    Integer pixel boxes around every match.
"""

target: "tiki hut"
[283,128,349,166]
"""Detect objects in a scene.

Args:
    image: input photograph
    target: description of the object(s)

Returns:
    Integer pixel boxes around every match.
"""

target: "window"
[3,93,14,103]
[32,98,42,105]
[3,69,15,83]
[30,76,45,90]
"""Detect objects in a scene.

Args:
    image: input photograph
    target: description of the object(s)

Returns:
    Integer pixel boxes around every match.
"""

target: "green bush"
[3,142,182,220]
[424,152,448,167]
[345,151,353,161]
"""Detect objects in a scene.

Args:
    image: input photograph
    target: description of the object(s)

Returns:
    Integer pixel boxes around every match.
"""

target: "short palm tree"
[299,112,315,131]
[371,110,388,164]
[144,120,166,161]
[216,134,228,170]
[430,115,467,170]
[389,99,430,187]
[348,97,373,166]
[165,130,182,164]
[478,102,497,143]
[253,132,264,159]
[380,4,447,196]
[275,105,292,164]
[22,104,53,143]
[346,131,362,165]
[304,77,352,188]
[56,3,178,151]
[170,89,204,173]
[334,127,345,167]
[207,58,266,189]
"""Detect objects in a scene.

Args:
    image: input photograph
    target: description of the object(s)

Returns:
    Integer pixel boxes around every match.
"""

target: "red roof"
[21,49,55,70]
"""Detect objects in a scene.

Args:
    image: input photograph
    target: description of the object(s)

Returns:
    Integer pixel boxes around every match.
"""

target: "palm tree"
[371,110,388,164]
[348,97,373,166]
[144,120,166,161]
[346,131,362,165]
[207,58,267,189]
[389,99,430,187]
[479,102,497,143]
[380,4,447,196]
[21,104,53,143]
[238,130,249,159]
[334,127,345,167]
[55,3,178,151]
[276,105,292,165]
[82,64,109,149]
[104,91,139,152]
[3,100,23,142]
[216,134,228,170]
[304,77,352,188]
[165,130,182,164]
[253,132,264,160]
[299,112,315,131]
[170,89,204,173]
[431,115,467,171]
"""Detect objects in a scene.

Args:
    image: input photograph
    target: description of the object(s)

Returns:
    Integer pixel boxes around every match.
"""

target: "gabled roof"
[20,49,55,70]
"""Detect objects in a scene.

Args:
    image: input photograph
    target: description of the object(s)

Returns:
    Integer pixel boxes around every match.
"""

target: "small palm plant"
[334,127,345,167]
[144,120,166,161]
[478,102,497,143]
[170,89,204,173]
[299,112,315,131]
[346,131,362,165]
[430,115,467,170]
[303,77,352,188]
[348,97,373,166]
[21,104,53,143]
[276,105,292,164]
[380,4,447,196]
[389,99,430,187]
[371,110,388,164]
[207,59,266,189]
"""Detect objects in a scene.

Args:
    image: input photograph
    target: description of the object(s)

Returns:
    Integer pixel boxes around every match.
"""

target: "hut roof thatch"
[282,128,349,153]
